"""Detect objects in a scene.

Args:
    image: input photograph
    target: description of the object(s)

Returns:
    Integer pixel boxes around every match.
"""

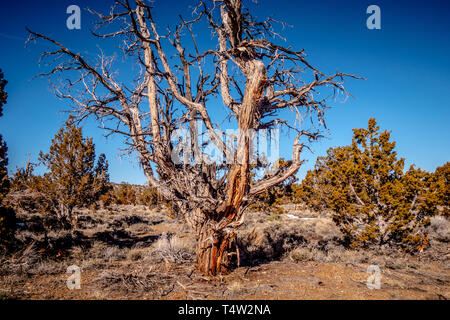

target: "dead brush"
[0,243,39,275]
[428,216,450,242]
[148,232,193,264]
[97,266,174,296]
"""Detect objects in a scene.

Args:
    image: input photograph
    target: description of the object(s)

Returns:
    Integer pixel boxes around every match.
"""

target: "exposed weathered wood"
[27,0,360,275]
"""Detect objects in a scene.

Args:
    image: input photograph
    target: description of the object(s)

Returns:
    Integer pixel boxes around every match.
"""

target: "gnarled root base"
[186,208,241,275]
[196,225,238,276]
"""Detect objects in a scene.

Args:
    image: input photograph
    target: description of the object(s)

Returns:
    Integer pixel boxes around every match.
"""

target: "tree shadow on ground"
[92,229,158,249]
[15,213,161,257]
[237,233,308,268]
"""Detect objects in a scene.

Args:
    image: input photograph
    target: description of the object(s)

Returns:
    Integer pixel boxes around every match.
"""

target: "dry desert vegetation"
[1,203,448,300]
[0,1,449,301]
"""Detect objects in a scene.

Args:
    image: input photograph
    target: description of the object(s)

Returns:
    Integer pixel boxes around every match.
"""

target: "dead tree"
[27,0,360,275]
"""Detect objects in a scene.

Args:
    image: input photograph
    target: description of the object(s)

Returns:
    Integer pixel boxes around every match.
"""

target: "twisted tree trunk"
[196,223,237,275]
[27,0,359,276]
[186,208,239,275]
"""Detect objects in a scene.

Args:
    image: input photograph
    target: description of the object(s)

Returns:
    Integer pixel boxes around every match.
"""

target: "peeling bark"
[28,0,360,275]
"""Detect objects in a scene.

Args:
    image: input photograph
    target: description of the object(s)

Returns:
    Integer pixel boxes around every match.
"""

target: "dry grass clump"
[289,247,312,262]
[238,222,307,265]
[126,247,147,261]
[80,242,127,262]
[146,232,194,264]
[427,216,450,242]
[68,242,128,271]
[287,245,385,265]
[14,230,43,244]
[226,280,249,297]
[0,244,39,275]
[103,246,127,262]
[127,223,151,234]
[0,243,64,276]
[383,256,407,270]
[312,218,341,242]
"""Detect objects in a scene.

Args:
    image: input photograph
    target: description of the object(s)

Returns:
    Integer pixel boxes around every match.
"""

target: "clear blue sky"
[0,0,449,184]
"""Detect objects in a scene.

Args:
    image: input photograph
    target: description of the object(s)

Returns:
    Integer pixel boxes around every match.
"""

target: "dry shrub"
[0,243,39,275]
[4,191,51,215]
[238,222,307,265]
[127,248,146,261]
[147,232,194,264]
[0,243,62,276]
[87,243,127,262]
[427,216,450,242]
[287,244,385,265]
[310,217,342,242]
[126,223,150,234]
[226,280,249,297]
[289,247,312,262]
